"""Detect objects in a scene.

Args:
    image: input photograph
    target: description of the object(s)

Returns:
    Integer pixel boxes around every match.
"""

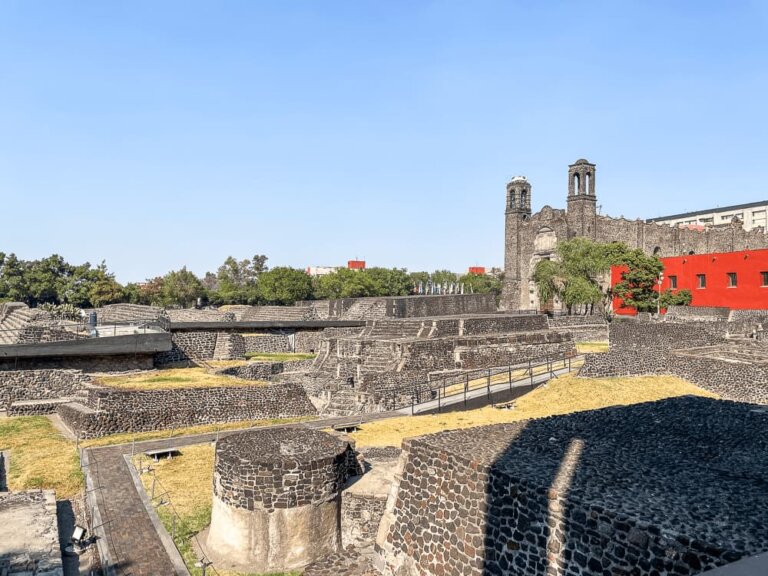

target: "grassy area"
[81,416,315,448]
[576,341,609,353]
[348,374,717,447]
[244,352,316,362]
[95,367,267,390]
[0,416,83,498]
[134,444,298,576]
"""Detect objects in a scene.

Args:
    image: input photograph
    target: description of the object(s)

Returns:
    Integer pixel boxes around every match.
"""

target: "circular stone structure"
[206,427,352,573]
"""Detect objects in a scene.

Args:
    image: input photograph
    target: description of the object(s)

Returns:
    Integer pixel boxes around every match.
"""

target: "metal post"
[438,385,441,413]
[487,369,492,407]
[529,360,533,387]
[464,373,468,409]
[131,437,135,458]
[151,477,156,500]
[508,364,513,396]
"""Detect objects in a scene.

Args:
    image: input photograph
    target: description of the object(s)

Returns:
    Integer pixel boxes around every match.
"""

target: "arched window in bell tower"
[509,190,516,209]
[573,173,581,195]
[585,173,591,195]
[521,190,527,207]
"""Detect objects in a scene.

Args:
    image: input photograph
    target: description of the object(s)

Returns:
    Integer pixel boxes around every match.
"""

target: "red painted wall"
[347,260,366,270]
[611,248,768,314]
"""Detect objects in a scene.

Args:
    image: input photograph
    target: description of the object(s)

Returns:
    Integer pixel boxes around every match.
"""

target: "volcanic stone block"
[207,428,352,573]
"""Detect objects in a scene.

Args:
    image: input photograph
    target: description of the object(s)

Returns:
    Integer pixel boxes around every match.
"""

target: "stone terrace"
[376,397,768,576]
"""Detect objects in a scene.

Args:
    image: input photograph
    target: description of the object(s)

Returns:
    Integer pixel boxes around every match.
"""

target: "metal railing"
[385,353,584,415]
[0,316,169,344]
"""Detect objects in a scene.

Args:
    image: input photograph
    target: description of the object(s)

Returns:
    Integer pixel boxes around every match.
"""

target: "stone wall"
[155,331,218,365]
[214,428,351,512]
[0,369,89,409]
[295,329,322,353]
[665,305,730,320]
[96,303,168,325]
[547,316,608,327]
[376,397,768,576]
[0,354,154,372]
[609,320,727,351]
[217,362,285,380]
[342,493,387,549]
[243,333,292,353]
[58,382,317,438]
[579,349,768,404]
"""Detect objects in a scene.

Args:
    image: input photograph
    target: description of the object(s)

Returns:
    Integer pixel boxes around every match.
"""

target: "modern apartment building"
[647,201,768,232]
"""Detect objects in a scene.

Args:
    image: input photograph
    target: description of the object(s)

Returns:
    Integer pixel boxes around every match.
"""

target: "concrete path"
[83,413,398,576]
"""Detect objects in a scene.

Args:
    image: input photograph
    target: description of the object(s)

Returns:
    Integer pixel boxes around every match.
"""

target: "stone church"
[501,159,768,311]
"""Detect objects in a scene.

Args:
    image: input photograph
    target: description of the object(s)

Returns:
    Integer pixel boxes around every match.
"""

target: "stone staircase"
[363,344,397,373]
[0,307,36,345]
[322,389,368,416]
[242,306,317,322]
[365,320,423,339]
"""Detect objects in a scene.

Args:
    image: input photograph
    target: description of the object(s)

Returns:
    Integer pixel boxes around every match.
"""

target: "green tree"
[458,272,503,297]
[209,254,267,305]
[88,264,125,308]
[612,250,664,312]
[532,239,632,316]
[258,267,313,305]
[161,267,205,307]
[365,267,413,297]
[314,268,377,299]
[659,288,693,309]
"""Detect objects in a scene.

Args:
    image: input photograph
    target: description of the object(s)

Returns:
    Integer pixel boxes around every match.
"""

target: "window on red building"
[727,272,737,288]
[697,274,707,289]
[669,275,677,289]
[762,271,768,287]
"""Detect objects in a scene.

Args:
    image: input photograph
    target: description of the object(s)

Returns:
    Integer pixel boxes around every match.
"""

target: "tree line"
[0,252,503,309]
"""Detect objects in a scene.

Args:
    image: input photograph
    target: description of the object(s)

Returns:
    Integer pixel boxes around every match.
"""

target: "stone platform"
[376,396,768,575]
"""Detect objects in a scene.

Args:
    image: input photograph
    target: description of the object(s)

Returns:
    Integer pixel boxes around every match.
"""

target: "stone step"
[8,398,75,416]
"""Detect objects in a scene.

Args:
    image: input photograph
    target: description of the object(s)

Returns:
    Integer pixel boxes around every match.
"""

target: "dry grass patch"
[0,416,82,498]
[95,367,266,390]
[576,341,609,354]
[348,374,717,448]
[81,416,315,448]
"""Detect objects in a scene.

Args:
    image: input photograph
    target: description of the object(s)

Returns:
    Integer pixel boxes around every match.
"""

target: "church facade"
[501,159,768,311]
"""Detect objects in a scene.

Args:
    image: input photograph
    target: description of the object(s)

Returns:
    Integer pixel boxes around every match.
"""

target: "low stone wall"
[217,362,284,380]
[0,355,153,373]
[213,332,245,360]
[0,369,89,409]
[243,333,291,354]
[609,320,727,351]
[58,382,317,438]
[580,350,768,404]
[666,305,730,320]
[167,309,235,323]
[729,309,768,320]
[548,315,607,327]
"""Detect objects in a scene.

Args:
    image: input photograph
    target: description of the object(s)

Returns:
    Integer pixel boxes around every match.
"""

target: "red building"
[468,266,486,275]
[611,248,768,314]
[347,260,366,270]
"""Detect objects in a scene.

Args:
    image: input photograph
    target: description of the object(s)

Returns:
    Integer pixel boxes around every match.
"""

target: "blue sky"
[1,1,767,283]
